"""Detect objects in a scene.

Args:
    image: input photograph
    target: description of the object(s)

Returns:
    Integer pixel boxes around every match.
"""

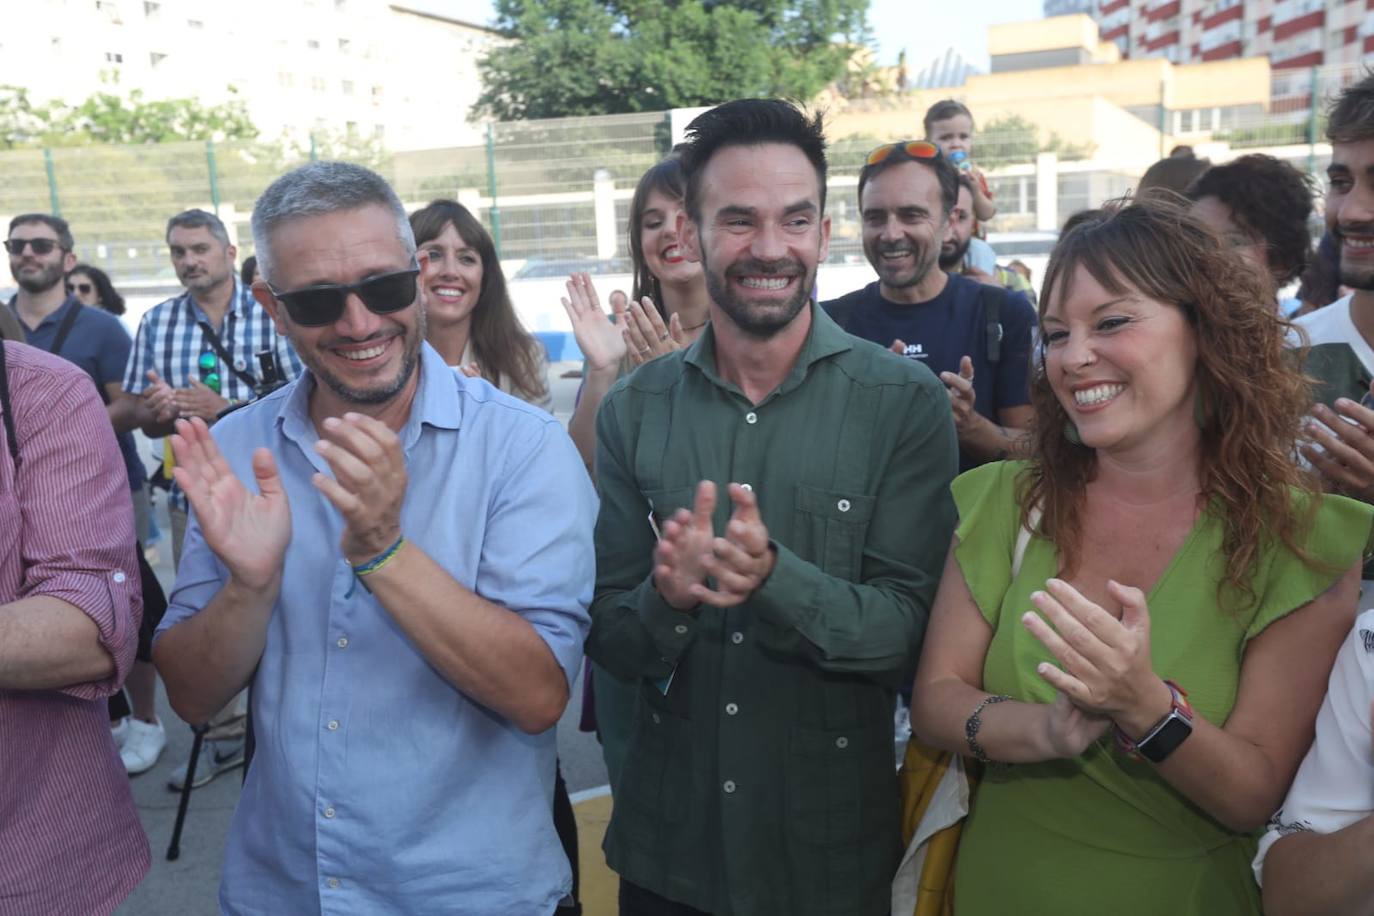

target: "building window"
[341,80,355,95]
[149,51,167,67]
[338,37,351,52]
[105,51,123,63]
[307,39,320,50]
[311,76,326,92]
[143,0,159,16]
[277,71,295,88]
[187,19,203,28]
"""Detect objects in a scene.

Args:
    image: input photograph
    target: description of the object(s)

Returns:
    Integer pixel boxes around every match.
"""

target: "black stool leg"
[166,723,208,861]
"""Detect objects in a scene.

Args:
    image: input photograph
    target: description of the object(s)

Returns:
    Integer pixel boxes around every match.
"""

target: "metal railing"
[0,62,1364,289]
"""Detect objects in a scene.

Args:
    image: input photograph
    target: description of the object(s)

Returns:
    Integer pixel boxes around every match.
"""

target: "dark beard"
[939,237,971,272]
[1335,223,1374,290]
[15,261,64,295]
[702,255,812,339]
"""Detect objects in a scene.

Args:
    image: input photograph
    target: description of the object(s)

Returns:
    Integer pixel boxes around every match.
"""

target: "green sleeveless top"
[949,461,1374,916]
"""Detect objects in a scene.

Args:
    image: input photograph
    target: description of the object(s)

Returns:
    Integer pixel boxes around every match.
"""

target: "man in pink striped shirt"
[0,341,149,914]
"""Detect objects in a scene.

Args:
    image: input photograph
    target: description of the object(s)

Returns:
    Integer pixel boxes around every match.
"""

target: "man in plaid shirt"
[120,208,301,789]
[123,209,302,559]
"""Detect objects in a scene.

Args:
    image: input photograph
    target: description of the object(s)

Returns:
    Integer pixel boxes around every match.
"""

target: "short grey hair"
[166,208,231,247]
[250,161,415,286]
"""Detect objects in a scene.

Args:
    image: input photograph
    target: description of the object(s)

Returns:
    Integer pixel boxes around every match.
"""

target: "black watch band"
[1135,709,1193,763]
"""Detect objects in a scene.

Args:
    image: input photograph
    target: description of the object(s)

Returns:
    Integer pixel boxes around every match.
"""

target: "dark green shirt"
[587,305,958,916]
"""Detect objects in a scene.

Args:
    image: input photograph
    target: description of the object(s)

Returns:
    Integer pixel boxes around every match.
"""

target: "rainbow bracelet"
[353,535,406,578]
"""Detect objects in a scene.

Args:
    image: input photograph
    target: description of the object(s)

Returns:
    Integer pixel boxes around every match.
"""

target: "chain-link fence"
[0,61,1365,292]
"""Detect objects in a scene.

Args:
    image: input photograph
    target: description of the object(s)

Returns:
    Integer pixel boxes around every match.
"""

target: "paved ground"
[115,368,615,914]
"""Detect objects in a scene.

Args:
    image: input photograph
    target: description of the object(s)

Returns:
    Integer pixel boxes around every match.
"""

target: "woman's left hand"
[623,297,685,367]
[1022,578,1171,731]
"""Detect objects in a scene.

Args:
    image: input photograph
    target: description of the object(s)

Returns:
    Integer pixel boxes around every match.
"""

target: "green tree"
[0,84,258,149]
[475,0,871,120]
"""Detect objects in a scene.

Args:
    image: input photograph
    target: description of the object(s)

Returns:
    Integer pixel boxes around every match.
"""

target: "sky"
[447,0,1047,72]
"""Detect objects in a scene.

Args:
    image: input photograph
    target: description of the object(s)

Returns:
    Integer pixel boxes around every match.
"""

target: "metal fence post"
[309,133,319,163]
[1306,65,1320,177]
[593,168,617,259]
[206,140,221,216]
[485,122,503,258]
[1157,80,1168,159]
[42,148,60,216]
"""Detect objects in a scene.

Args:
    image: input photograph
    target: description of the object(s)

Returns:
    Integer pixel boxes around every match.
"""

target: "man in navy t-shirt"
[822,141,1036,470]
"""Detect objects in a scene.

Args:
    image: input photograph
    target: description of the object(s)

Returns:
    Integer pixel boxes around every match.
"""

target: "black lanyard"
[199,310,262,392]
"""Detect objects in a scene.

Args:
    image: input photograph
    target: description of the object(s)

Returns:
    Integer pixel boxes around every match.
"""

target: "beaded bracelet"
[353,535,406,578]
[965,693,1011,764]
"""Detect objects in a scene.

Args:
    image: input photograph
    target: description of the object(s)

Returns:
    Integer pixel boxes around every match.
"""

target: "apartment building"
[1049,0,1373,68]
[0,0,501,150]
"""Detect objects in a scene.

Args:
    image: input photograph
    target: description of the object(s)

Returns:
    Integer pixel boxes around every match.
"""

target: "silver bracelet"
[965,694,1011,764]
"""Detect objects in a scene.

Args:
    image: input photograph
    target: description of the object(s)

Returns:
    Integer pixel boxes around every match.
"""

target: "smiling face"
[254,203,424,412]
[860,159,946,293]
[927,113,974,157]
[1041,264,1199,456]
[639,188,700,286]
[684,142,830,338]
[1327,139,1374,290]
[417,221,483,331]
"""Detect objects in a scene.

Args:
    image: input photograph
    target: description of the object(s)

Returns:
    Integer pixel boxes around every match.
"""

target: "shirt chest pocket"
[791,485,875,581]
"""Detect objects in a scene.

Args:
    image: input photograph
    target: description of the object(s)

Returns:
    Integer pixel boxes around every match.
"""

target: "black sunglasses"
[66,281,93,295]
[267,261,420,327]
[4,238,63,256]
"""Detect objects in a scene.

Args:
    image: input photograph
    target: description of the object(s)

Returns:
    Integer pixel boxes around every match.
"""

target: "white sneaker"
[111,717,131,750]
[120,717,167,775]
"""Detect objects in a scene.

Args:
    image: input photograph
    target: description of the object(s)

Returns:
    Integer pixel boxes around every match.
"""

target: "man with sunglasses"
[153,161,595,914]
[822,141,1036,472]
[119,207,303,789]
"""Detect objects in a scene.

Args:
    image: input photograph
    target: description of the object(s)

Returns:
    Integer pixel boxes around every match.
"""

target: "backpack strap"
[976,283,1003,365]
[0,342,18,468]
[47,300,82,359]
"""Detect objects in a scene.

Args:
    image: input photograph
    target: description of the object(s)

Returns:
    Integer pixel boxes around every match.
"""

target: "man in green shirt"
[587,99,959,916]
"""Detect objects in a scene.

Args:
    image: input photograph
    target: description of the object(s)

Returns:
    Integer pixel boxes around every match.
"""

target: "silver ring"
[658,332,669,342]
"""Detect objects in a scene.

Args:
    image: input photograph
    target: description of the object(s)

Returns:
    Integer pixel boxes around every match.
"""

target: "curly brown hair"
[1021,196,1318,606]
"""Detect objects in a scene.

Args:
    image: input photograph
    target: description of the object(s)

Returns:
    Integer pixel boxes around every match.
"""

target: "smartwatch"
[1119,680,1194,764]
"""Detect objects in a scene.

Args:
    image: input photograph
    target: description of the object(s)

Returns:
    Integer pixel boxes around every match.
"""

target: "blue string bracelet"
[352,535,406,582]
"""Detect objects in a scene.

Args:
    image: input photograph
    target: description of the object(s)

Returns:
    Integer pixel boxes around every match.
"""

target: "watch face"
[1139,713,1193,764]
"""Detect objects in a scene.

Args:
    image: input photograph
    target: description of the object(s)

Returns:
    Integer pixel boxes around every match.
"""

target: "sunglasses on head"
[65,281,93,295]
[4,238,63,256]
[267,260,420,327]
[864,140,941,167]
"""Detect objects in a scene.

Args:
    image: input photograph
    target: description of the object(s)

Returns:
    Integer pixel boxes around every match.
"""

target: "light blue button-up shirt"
[158,342,596,915]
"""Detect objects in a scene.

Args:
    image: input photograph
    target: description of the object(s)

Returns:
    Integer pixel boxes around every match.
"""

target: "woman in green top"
[911,198,1373,915]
